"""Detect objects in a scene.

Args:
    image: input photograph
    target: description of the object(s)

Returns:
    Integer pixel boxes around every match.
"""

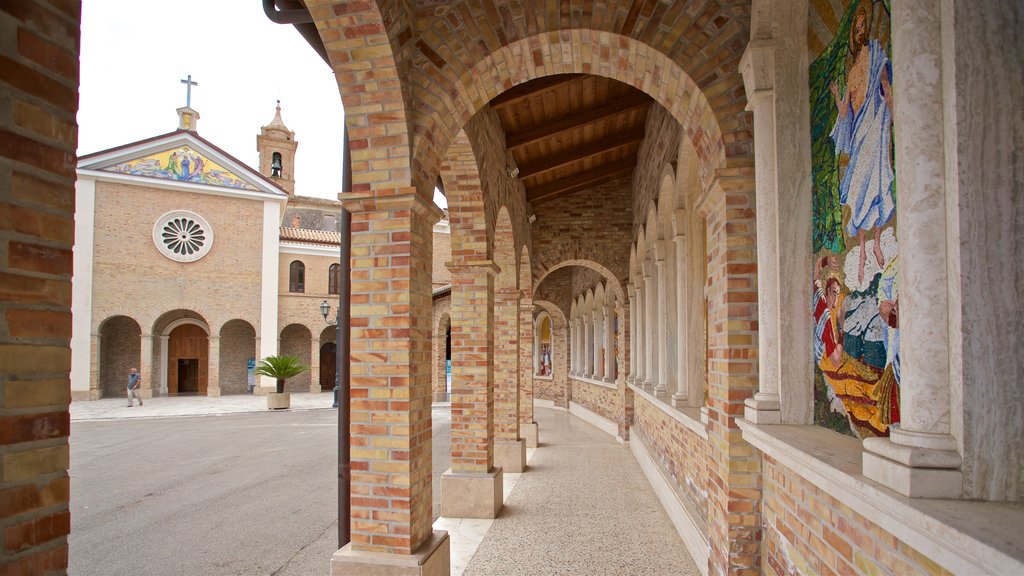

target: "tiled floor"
[71,395,697,575]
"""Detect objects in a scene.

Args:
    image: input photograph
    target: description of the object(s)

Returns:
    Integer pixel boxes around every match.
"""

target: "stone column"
[627,284,637,384]
[207,335,220,397]
[89,333,101,400]
[441,259,503,518]
[519,300,537,448]
[493,288,525,474]
[592,308,602,379]
[672,231,689,407]
[583,317,593,378]
[139,333,154,399]
[309,336,321,393]
[862,1,962,498]
[572,317,580,375]
[634,277,645,386]
[654,242,670,399]
[740,40,782,424]
[159,335,169,396]
[643,266,657,390]
[603,302,614,383]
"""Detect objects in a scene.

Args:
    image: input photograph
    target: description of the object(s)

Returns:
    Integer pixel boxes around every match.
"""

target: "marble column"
[643,266,657,390]
[672,231,689,407]
[634,278,646,386]
[862,0,962,499]
[603,303,615,382]
[740,40,782,424]
[627,284,637,384]
[654,242,670,399]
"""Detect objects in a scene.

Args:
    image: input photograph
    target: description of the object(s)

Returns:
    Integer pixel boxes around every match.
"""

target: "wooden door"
[320,342,337,391]
[168,324,209,395]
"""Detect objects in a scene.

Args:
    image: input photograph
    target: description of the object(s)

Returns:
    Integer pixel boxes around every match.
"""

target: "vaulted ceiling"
[490,74,654,207]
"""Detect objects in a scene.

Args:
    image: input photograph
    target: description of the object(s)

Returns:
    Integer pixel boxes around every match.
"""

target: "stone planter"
[267,392,291,410]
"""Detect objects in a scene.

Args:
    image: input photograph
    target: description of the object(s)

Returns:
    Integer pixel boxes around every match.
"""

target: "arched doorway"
[168,324,208,395]
[98,315,141,399]
[320,342,337,391]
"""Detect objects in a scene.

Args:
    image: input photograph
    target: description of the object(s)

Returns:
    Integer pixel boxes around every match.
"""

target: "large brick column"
[493,287,525,473]
[331,191,449,575]
[701,170,762,575]
[441,260,503,518]
[0,2,79,572]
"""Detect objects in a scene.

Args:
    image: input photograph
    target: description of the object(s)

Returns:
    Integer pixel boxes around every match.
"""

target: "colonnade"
[568,284,617,383]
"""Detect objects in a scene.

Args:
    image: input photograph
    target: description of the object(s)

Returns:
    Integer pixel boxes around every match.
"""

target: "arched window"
[535,313,553,376]
[289,260,305,293]
[271,152,283,177]
[328,263,341,295]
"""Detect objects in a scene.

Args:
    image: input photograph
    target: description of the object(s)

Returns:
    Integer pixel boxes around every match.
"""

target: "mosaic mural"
[810,0,898,438]
[106,146,258,190]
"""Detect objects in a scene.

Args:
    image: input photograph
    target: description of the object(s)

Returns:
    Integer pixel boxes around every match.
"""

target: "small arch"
[219,319,256,395]
[436,313,452,402]
[535,311,553,377]
[98,315,142,399]
[279,323,313,393]
[289,260,306,293]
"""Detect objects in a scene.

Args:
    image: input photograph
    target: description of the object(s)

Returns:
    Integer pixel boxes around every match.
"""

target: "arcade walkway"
[70,395,698,575]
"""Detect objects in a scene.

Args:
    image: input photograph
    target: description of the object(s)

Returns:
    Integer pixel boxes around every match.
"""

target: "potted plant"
[254,355,309,410]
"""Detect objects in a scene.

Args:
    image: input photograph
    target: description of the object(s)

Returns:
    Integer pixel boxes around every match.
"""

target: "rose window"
[152,211,214,262]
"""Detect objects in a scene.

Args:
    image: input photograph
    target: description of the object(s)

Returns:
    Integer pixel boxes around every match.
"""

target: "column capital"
[739,39,775,100]
[340,188,443,221]
[627,284,637,298]
[652,239,668,262]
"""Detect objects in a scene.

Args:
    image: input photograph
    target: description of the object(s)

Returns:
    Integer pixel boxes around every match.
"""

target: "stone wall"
[632,396,709,529]
[570,379,619,425]
[762,455,950,576]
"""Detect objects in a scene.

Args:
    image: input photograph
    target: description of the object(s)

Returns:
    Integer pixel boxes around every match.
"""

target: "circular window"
[152,210,214,262]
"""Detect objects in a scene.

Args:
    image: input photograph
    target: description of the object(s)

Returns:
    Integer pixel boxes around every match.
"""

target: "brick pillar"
[519,299,537,448]
[139,333,155,399]
[333,192,439,561]
[0,2,79,572]
[309,336,321,394]
[441,260,503,518]
[207,335,220,398]
[702,171,761,575]
[493,288,525,472]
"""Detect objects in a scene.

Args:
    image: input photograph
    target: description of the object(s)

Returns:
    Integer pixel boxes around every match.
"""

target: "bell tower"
[257,100,297,195]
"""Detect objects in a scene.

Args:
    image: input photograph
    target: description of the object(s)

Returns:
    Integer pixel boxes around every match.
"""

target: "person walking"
[127,367,143,407]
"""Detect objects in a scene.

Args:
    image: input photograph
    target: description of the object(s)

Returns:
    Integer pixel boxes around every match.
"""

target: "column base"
[494,439,527,473]
[743,393,781,424]
[653,386,669,401]
[670,393,688,409]
[441,467,503,518]
[207,387,221,398]
[521,422,539,448]
[863,434,963,498]
[330,530,449,576]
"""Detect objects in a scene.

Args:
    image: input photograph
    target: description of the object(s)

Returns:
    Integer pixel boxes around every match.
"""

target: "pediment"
[78,131,286,197]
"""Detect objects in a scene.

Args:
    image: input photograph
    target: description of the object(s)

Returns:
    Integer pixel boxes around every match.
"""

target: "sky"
[78,0,348,200]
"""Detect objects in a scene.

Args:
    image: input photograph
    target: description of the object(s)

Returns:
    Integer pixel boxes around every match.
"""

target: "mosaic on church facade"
[107,146,258,190]
[809,0,899,438]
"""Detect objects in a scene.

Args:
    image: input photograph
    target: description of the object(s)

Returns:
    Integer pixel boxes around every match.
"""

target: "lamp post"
[321,299,339,407]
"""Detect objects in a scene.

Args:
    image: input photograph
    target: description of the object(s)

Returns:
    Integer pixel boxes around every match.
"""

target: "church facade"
[70,104,452,401]
[1,1,1022,575]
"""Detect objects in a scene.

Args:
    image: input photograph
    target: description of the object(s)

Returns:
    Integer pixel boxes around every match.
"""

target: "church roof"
[77,129,288,198]
[279,226,340,246]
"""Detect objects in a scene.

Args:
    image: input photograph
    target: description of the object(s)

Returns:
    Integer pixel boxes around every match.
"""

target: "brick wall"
[570,379,619,424]
[632,105,683,234]
[763,455,951,576]
[97,316,140,398]
[432,226,451,289]
[0,1,79,572]
[632,396,709,528]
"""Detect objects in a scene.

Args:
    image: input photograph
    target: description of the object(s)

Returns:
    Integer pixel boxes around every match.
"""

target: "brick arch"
[440,129,488,262]
[518,245,532,299]
[308,0,414,195]
[494,206,516,290]
[409,30,746,197]
[535,259,624,304]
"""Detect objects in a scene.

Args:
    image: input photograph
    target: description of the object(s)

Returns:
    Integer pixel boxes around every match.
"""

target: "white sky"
[78,0,348,200]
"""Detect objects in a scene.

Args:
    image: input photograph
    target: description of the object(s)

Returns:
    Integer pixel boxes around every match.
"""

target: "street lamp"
[321,300,339,406]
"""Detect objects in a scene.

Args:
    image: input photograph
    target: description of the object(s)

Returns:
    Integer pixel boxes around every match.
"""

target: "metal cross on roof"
[180,75,198,107]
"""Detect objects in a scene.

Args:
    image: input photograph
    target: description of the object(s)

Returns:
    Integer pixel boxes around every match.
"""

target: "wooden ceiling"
[491,74,653,207]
